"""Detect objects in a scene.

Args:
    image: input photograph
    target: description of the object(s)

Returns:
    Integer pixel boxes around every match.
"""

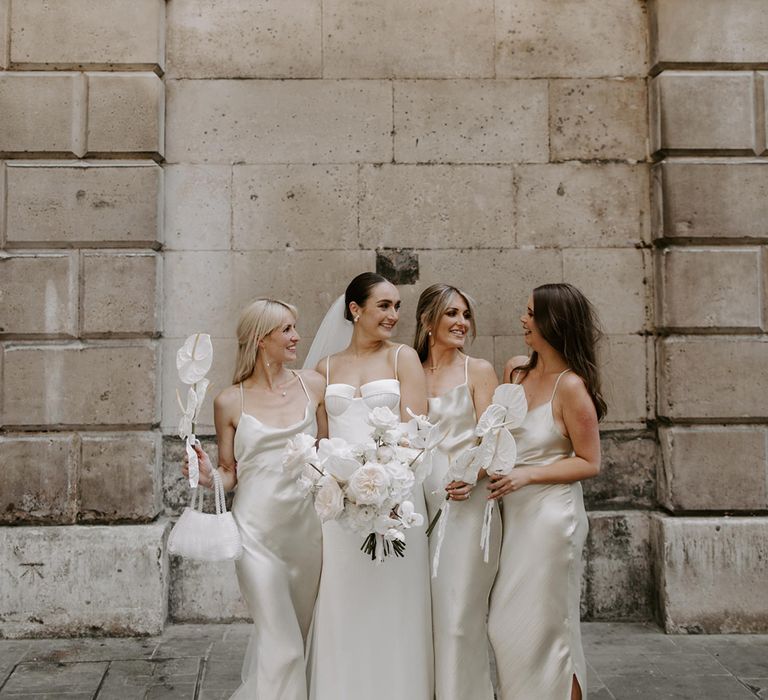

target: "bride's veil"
[302,294,353,370]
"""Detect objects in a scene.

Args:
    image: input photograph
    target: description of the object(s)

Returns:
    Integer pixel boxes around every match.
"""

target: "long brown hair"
[519,283,607,421]
[413,284,478,363]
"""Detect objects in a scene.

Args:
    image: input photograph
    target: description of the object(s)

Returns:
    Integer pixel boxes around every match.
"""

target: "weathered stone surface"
[659,426,768,512]
[0,0,7,71]
[0,73,86,155]
[516,163,650,247]
[323,0,493,78]
[5,161,162,246]
[167,0,320,79]
[650,72,756,154]
[394,80,548,163]
[0,434,78,524]
[164,165,230,251]
[658,336,768,420]
[169,558,249,622]
[232,165,358,250]
[563,248,648,334]
[166,80,392,164]
[495,0,647,78]
[584,512,652,621]
[492,334,524,380]
[654,160,768,241]
[650,0,768,67]
[2,342,158,426]
[163,250,375,338]
[0,253,77,336]
[10,0,164,68]
[359,164,513,249]
[0,522,169,637]
[86,73,163,156]
[600,335,648,427]
[550,79,647,161]
[376,249,419,286]
[652,515,768,632]
[79,433,162,522]
[162,435,220,515]
[584,432,658,510]
[658,247,763,330]
[82,253,160,335]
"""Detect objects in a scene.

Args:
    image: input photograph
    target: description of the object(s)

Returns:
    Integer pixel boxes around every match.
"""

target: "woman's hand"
[182,442,214,489]
[487,468,533,500]
[445,480,473,501]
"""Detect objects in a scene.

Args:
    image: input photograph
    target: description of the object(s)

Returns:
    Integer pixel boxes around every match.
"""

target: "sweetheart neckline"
[326,378,400,398]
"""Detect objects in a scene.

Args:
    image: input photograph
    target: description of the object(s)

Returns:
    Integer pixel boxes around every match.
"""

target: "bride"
[304,272,434,699]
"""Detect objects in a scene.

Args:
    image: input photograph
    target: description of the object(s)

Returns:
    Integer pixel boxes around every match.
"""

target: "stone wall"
[0,0,765,636]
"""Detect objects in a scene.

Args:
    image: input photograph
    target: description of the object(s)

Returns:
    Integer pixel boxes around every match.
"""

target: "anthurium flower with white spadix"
[175,333,214,488]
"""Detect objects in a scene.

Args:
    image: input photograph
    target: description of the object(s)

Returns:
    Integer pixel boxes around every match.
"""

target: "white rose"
[346,463,391,507]
[366,406,401,440]
[314,475,345,522]
[398,500,424,529]
[385,461,416,501]
[318,437,362,480]
[376,445,396,463]
[344,503,378,532]
[282,433,318,473]
[296,475,314,498]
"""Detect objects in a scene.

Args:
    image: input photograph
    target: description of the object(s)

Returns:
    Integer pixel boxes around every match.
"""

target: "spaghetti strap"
[239,382,245,414]
[325,356,331,383]
[511,369,524,385]
[393,344,404,379]
[464,354,470,384]
[550,369,571,402]
[294,370,311,401]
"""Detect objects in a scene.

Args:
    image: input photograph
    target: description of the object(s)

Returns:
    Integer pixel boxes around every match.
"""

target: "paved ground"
[0,622,766,699]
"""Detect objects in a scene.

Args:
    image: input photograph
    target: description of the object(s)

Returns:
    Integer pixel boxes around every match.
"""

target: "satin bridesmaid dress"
[424,355,500,700]
[488,369,589,700]
[230,373,322,700]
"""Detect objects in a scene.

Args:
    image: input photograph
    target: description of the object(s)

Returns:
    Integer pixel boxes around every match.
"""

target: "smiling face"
[520,294,544,349]
[351,281,401,339]
[432,292,471,349]
[259,309,300,364]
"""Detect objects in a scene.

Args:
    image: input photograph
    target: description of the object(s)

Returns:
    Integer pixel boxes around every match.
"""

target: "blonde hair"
[232,298,298,384]
[413,284,477,362]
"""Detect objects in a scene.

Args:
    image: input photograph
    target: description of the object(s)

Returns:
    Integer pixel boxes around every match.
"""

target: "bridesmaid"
[416,283,500,700]
[487,283,605,700]
[183,298,326,700]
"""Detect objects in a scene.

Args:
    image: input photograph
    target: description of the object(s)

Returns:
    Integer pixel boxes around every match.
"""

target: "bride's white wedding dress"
[307,346,434,700]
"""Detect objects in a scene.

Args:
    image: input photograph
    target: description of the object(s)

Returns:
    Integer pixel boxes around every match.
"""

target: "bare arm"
[301,369,328,440]
[396,345,428,419]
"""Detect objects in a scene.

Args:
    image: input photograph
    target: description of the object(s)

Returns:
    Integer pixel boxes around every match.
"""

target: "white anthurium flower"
[366,406,401,438]
[346,462,391,507]
[282,433,318,473]
[176,333,213,385]
[192,378,210,422]
[398,500,424,528]
[492,383,528,429]
[447,446,480,485]
[374,513,401,535]
[314,475,345,522]
[475,403,507,438]
[487,428,518,476]
[177,386,198,440]
[318,437,361,480]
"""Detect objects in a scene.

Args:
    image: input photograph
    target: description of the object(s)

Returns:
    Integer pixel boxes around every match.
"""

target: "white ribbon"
[431,500,451,578]
[480,500,495,563]
[185,434,199,488]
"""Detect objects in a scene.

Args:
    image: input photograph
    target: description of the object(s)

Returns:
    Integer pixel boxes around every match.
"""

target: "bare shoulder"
[297,368,326,397]
[558,372,592,407]
[504,354,529,381]
[467,356,497,382]
[214,384,241,416]
[394,344,420,365]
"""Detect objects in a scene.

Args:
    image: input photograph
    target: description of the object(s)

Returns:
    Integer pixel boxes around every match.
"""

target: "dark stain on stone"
[376,248,419,286]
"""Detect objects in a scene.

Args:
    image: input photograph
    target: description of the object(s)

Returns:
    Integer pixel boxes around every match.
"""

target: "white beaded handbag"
[168,468,243,561]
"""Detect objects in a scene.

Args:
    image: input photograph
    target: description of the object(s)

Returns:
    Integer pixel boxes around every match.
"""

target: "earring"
[427,331,432,336]
[354,316,360,323]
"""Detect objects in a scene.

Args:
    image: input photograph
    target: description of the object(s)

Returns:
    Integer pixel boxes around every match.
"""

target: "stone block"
[492,334,524,380]
[600,335,648,427]
[166,0,320,79]
[82,252,160,335]
[0,0,7,70]
[658,247,763,330]
[79,433,162,522]
[5,161,162,246]
[0,434,78,524]
[10,0,164,68]
[394,80,548,163]
[166,80,392,164]
[323,0,493,78]
[550,79,647,161]
[495,0,646,78]
[0,253,77,336]
[654,160,768,241]
[162,435,220,515]
[169,558,249,622]
[0,522,169,637]
[650,72,756,154]
[359,164,514,249]
[516,163,650,247]
[584,432,658,510]
[2,342,158,427]
[563,248,648,334]
[86,73,163,156]
[161,338,236,435]
[650,0,768,67]
[232,165,358,250]
[0,73,86,155]
[163,249,375,339]
[658,336,768,420]
[652,514,768,632]
[584,512,652,621]
[164,165,231,251]
[659,426,768,512]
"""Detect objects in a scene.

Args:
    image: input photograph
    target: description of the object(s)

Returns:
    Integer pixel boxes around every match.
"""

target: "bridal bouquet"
[283,406,441,563]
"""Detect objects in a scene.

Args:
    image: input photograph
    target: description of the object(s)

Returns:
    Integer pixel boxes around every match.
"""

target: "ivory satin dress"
[488,370,589,700]
[307,346,434,700]
[230,375,322,700]
[424,356,500,700]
